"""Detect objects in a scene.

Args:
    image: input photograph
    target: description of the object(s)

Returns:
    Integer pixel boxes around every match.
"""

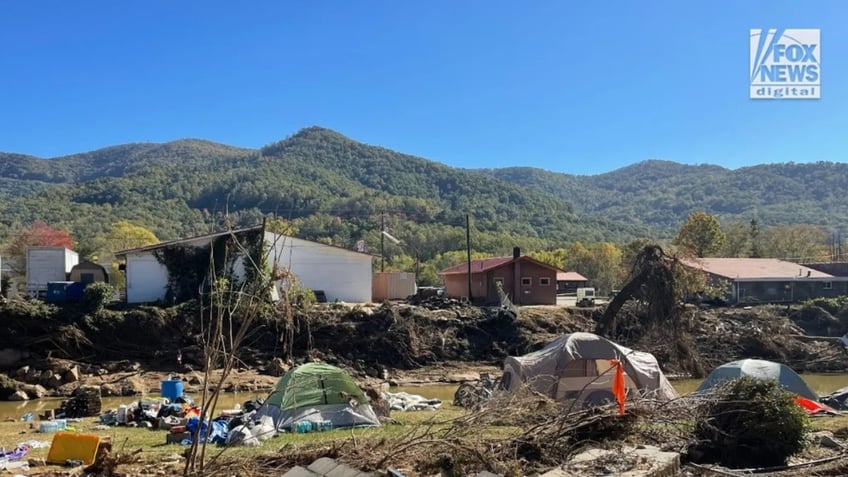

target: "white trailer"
[26,247,79,297]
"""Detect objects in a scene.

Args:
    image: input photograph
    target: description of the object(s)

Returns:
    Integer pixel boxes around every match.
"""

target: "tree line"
[2,211,844,298]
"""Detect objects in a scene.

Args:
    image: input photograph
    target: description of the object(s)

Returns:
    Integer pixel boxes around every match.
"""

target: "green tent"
[254,363,381,430]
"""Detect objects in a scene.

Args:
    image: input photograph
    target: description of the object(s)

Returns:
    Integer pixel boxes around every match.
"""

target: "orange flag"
[610,359,626,415]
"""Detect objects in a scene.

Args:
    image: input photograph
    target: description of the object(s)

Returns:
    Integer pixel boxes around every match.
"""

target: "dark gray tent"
[501,332,679,406]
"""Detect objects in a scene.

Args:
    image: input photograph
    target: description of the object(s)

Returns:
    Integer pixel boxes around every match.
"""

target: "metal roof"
[114,225,263,257]
[556,271,588,281]
[682,257,834,280]
[439,256,560,275]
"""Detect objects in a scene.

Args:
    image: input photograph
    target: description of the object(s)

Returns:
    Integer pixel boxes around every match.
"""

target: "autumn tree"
[759,224,829,262]
[4,221,75,275]
[265,217,299,236]
[557,241,624,295]
[100,221,159,288]
[673,212,726,258]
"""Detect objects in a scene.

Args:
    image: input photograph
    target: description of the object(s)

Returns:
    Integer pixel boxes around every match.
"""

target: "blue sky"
[0,1,845,175]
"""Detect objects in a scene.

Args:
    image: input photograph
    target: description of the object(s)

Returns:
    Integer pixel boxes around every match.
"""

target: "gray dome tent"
[501,332,679,405]
[696,359,819,401]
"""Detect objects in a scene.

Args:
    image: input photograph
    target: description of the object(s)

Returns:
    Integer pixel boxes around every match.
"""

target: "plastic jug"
[294,421,313,433]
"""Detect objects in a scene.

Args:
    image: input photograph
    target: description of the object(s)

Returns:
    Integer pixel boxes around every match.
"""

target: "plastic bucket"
[161,380,184,402]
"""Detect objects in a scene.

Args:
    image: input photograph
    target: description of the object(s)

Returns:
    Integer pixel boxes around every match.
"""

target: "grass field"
[0,407,470,466]
[2,402,847,473]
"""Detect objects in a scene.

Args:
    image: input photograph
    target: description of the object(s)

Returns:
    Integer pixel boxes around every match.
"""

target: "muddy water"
[0,391,266,421]
[395,374,848,402]
[3,375,848,421]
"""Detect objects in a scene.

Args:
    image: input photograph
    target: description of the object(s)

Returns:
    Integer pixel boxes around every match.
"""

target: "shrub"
[692,377,809,468]
[84,282,115,312]
[801,296,848,316]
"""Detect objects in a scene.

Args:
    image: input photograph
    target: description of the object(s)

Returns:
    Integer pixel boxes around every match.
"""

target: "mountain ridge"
[1,126,847,256]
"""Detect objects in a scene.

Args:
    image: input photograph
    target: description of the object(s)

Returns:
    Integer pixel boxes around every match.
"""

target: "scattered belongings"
[453,373,501,408]
[501,332,679,407]
[226,415,276,447]
[822,385,848,410]
[382,391,442,411]
[696,359,819,401]
[253,362,382,432]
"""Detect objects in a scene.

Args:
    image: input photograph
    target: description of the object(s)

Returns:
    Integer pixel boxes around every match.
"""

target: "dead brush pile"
[241,390,696,477]
[610,303,848,376]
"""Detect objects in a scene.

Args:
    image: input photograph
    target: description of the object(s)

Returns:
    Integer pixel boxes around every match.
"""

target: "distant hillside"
[0,128,647,258]
[1,127,846,259]
[492,160,848,233]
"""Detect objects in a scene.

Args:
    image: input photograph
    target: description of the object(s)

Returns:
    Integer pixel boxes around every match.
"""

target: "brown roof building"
[555,271,589,294]
[439,248,559,305]
[683,257,848,304]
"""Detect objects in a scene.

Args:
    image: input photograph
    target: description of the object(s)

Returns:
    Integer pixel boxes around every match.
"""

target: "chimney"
[513,247,521,259]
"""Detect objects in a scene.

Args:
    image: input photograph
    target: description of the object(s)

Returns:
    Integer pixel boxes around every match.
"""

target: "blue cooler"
[161,379,184,402]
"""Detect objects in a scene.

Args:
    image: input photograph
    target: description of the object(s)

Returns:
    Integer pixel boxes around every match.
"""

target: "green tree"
[722,220,752,257]
[750,218,762,258]
[673,212,726,257]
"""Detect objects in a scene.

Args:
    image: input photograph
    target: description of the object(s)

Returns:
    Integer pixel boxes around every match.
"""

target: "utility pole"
[466,214,472,301]
[380,213,385,272]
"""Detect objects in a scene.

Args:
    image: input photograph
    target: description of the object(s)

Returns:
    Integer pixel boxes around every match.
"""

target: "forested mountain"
[1,126,846,265]
[491,159,848,233]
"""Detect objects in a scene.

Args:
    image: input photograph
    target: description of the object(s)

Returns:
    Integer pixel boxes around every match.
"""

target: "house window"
[81,273,95,284]
[824,281,833,290]
[521,277,532,286]
[493,277,505,290]
[540,277,551,286]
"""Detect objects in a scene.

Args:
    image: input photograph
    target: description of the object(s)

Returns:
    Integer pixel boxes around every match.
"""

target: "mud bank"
[1,298,847,400]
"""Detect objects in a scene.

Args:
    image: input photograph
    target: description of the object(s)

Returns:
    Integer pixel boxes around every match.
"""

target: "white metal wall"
[26,248,79,291]
[125,253,169,303]
[265,232,373,303]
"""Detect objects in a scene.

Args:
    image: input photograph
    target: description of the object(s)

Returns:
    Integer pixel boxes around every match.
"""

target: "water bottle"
[322,420,334,432]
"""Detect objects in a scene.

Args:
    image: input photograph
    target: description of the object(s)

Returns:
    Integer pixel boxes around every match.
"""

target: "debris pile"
[58,385,102,418]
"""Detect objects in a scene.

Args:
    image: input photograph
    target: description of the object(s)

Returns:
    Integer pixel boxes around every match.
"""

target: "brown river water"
[2,375,848,421]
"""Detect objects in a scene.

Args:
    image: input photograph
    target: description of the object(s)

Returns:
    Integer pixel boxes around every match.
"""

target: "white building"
[26,247,79,297]
[114,225,373,304]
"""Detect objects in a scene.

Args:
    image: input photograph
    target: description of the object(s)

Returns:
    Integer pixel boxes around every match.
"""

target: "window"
[540,277,551,286]
[81,273,95,284]
[521,277,532,286]
[824,281,833,290]
[493,277,504,289]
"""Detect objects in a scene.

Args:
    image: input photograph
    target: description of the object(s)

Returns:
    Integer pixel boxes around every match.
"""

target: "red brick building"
[439,248,559,305]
